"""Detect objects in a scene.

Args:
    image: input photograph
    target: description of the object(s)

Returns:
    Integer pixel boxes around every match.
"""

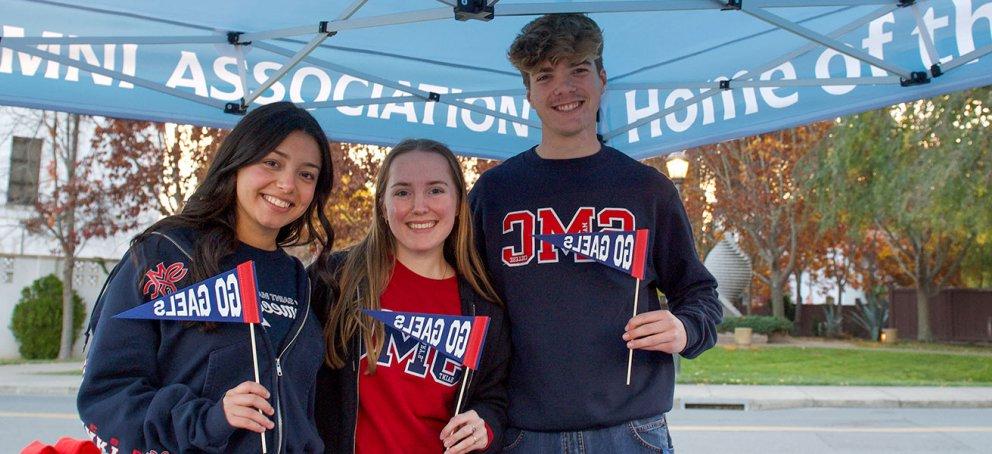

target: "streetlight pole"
[663,152,689,376]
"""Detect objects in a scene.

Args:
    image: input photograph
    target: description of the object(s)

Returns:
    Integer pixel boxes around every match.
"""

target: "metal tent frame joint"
[225,102,248,115]
[455,0,495,21]
[900,71,930,87]
[723,0,742,11]
[930,64,943,78]
[428,92,441,102]
[318,21,338,37]
[898,0,916,7]
[227,32,251,46]
[719,80,732,90]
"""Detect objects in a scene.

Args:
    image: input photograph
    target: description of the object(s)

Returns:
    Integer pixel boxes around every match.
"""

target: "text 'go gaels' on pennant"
[115,261,262,324]
[364,310,490,370]
[535,229,650,279]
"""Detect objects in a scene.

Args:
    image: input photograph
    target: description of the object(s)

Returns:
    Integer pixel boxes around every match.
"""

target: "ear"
[599,68,607,94]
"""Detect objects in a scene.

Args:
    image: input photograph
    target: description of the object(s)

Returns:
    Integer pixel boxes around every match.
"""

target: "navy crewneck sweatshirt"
[469,145,722,431]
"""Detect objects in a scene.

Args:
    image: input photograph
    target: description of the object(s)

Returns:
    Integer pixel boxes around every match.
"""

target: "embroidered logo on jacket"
[141,262,189,299]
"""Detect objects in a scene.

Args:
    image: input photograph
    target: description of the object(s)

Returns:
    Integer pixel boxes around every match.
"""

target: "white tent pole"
[910,2,942,74]
[602,4,898,141]
[234,42,252,111]
[609,76,904,91]
[747,0,893,6]
[610,4,896,83]
[243,30,331,106]
[337,0,370,20]
[0,35,226,46]
[253,41,542,128]
[240,8,450,42]
[300,96,427,109]
[496,1,725,15]
[742,6,915,80]
[449,89,528,98]
[0,41,227,110]
[942,44,992,72]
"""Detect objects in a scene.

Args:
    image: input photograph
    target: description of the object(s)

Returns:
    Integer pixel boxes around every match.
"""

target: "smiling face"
[526,58,606,146]
[381,150,458,262]
[234,130,321,249]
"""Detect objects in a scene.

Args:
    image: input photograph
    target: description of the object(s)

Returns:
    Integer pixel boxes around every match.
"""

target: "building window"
[8,136,43,206]
[1,257,14,283]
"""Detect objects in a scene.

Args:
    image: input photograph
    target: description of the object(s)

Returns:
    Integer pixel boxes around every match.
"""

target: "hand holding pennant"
[114,261,270,453]
[363,309,490,414]
[534,229,650,386]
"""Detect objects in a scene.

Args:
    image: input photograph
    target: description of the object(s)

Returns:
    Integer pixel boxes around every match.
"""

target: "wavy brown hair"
[322,139,500,372]
[507,13,605,89]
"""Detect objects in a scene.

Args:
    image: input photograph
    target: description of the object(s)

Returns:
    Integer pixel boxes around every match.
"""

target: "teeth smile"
[407,221,437,230]
[554,101,581,112]
[262,194,291,208]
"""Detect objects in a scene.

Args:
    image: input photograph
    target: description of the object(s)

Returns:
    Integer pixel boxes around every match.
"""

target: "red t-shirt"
[356,260,486,453]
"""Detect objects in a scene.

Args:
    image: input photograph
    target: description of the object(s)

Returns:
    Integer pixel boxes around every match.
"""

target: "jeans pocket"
[626,414,674,453]
[502,427,526,451]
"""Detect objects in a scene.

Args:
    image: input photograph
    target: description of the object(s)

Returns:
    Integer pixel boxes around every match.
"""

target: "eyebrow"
[389,181,450,188]
[535,60,593,74]
[271,149,320,170]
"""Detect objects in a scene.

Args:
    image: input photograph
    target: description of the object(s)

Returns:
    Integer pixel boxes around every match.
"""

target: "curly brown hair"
[507,14,605,89]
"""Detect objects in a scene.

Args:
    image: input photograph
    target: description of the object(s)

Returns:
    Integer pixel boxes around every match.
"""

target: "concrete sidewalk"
[3,361,992,410]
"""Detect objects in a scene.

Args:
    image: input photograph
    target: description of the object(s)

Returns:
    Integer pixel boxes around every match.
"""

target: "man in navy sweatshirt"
[468,13,723,453]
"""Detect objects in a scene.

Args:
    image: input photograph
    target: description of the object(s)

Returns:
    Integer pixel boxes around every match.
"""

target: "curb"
[0,385,80,396]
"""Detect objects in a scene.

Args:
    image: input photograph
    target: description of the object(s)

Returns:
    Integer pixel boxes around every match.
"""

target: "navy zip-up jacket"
[309,252,510,453]
[78,229,325,453]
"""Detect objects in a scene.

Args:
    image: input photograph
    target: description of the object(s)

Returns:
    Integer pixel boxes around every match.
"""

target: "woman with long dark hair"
[311,139,509,453]
[78,102,334,453]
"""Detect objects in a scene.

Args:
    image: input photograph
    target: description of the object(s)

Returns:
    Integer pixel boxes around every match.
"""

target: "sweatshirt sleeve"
[77,244,235,453]
[653,190,724,359]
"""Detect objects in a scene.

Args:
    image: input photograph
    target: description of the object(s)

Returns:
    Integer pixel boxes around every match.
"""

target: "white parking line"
[0,411,77,420]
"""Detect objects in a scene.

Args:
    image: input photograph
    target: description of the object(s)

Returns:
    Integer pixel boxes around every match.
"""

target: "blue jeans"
[501,414,675,453]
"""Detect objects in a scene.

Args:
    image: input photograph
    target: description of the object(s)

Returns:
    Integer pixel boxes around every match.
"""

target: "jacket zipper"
[271,276,312,454]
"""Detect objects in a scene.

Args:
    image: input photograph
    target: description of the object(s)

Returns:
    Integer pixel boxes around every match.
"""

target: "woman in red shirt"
[312,139,509,453]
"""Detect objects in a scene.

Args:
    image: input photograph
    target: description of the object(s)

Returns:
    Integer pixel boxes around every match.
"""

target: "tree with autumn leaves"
[685,123,832,320]
[806,87,992,341]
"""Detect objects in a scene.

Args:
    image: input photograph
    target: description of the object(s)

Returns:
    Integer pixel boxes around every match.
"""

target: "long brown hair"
[322,139,499,372]
[135,102,335,283]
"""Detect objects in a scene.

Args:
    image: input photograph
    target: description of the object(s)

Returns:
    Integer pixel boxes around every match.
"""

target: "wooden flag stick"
[249,324,268,454]
[455,368,471,415]
[626,278,641,386]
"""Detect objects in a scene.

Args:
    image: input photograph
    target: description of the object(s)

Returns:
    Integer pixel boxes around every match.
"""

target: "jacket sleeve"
[466,306,510,453]
[653,189,724,359]
[77,241,236,453]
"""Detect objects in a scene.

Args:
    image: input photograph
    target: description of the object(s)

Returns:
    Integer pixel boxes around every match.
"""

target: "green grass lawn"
[679,345,992,386]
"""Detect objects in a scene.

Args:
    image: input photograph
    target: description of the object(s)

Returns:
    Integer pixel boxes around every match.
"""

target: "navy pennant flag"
[535,229,650,279]
[363,310,490,370]
[115,261,262,324]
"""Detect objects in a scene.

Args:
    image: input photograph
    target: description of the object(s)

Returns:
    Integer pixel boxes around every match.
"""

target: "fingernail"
[622,333,629,340]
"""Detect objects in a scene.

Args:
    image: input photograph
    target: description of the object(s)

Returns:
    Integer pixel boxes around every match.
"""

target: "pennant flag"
[535,229,650,279]
[364,310,490,370]
[115,261,262,324]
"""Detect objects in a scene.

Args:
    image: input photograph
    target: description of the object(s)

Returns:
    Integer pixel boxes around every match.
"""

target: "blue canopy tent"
[1,0,990,159]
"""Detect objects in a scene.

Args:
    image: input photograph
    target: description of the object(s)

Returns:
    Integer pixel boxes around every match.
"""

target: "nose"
[553,78,576,96]
[412,193,428,214]
[275,170,296,193]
